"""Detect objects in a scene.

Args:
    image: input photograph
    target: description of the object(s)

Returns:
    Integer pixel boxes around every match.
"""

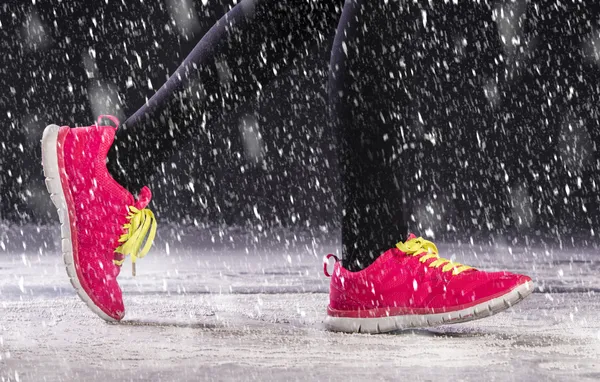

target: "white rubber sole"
[324,280,534,334]
[41,124,117,322]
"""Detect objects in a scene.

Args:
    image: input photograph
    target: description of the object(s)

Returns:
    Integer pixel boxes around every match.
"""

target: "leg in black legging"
[107,0,342,192]
[329,0,415,271]
[330,0,501,271]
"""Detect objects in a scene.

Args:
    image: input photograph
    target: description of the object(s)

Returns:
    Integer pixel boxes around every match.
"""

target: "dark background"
[1,0,600,247]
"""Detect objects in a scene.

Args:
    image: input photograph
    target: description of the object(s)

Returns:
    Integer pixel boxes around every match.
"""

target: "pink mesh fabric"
[60,123,144,320]
[327,246,530,318]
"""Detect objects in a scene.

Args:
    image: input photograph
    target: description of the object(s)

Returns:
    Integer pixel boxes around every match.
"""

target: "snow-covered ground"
[1,225,599,381]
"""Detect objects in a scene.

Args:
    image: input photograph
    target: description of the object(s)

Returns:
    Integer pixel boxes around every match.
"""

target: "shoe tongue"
[406,233,418,241]
[134,186,152,209]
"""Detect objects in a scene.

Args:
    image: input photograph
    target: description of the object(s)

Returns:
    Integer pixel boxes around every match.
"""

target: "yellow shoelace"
[396,236,472,276]
[114,206,157,276]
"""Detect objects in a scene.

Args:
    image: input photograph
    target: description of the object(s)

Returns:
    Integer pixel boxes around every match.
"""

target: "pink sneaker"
[324,234,533,333]
[41,115,157,321]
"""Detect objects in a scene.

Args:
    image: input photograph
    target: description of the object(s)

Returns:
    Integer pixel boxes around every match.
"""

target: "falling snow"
[1,0,600,380]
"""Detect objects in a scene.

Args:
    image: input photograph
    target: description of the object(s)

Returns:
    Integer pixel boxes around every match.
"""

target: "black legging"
[109,0,341,182]
[330,1,502,269]
[107,0,498,271]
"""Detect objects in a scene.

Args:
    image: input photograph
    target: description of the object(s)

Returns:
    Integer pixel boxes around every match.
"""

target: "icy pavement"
[1,226,600,381]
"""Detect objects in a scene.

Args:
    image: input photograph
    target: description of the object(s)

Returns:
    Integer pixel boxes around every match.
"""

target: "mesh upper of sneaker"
[327,240,529,314]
